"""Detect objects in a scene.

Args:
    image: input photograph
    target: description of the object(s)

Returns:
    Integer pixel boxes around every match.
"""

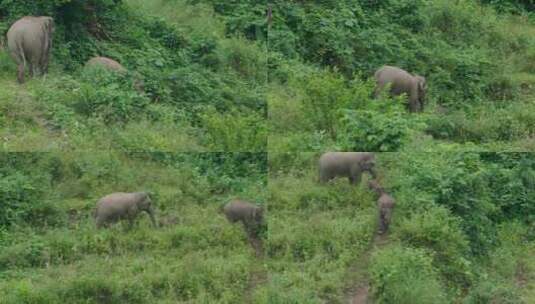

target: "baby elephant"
[368,180,395,234]
[85,56,127,73]
[319,152,376,185]
[374,65,427,113]
[223,200,265,237]
[85,56,145,92]
[94,192,157,229]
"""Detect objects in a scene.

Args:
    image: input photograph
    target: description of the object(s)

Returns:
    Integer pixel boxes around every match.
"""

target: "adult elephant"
[374,65,427,113]
[318,152,376,185]
[94,192,157,229]
[7,16,54,83]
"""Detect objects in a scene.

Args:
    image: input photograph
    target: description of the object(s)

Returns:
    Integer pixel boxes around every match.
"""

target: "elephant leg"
[320,173,331,184]
[17,64,25,83]
[29,63,35,78]
[349,167,362,185]
[373,84,384,99]
[378,212,386,234]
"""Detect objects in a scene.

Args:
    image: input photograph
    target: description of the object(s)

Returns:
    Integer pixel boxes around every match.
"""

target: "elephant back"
[86,56,127,73]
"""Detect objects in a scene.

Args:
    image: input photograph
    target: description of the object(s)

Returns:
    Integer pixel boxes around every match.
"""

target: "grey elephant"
[94,192,157,229]
[85,56,145,92]
[7,16,54,83]
[85,56,127,73]
[223,200,265,237]
[368,180,395,234]
[373,65,427,113]
[319,152,376,185]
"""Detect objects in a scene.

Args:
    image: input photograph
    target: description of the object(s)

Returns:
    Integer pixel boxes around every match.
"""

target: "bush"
[302,71,355,140]
[464,279,523,304]
[395,206,473,287]
[200,107,267,152]
[0,171,62,228]
[370,246,447,304]
[337,106,413,152]
[74,67,150,122]
[425,103,535,143]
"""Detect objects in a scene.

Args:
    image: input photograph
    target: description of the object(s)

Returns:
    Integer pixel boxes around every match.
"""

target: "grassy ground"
[268,4,535,153]
[263,152,378,303]
[0,152,267,303]
[263,152,535,303]
[0,71,204,151]
[0,0,267,152]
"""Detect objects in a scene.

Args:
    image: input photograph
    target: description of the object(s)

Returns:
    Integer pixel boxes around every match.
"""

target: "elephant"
[318,152,376,185]
[85,56,127,73]
[85,56,145,92]
[368,180,395,234]
[373,65,427,113]
[94,192,157,229]
[223,200,265,237]
[7,16,54,83]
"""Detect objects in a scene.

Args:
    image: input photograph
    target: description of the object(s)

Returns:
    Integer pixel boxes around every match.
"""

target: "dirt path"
[0,77,61,145]
[344,232,390,304]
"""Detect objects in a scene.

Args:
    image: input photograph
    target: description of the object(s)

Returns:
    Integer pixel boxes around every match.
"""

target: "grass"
[0,0,267,152]
[0,151,267,303]
[267,2,535,153]
[263,153,378,302]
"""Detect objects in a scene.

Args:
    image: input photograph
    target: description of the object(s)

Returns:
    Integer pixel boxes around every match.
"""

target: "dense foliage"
[0,151,267,302]
[266,152,534,302]
[0,0,534,302]
[269,0,535,152]
[0,0,267,151]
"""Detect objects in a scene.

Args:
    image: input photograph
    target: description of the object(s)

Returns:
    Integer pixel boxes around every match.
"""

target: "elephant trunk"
[370,169,378,179]
[146,207,157,227]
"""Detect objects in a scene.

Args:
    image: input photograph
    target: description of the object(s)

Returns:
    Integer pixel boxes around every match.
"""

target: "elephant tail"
[16,40,27,67]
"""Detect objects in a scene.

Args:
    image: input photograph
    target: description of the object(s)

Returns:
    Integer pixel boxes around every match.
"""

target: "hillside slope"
[268,0,535,152]
[265,152,535,303]
[0,152,267,303]
[0,0,267,152]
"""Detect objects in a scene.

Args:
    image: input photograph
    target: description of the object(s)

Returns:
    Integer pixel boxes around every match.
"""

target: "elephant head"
[360,153,377,178]
[42,17,54,34]
[253,206,265,226]
[415,75,426,111]
[368,179,385,194]
[137,192,157,227]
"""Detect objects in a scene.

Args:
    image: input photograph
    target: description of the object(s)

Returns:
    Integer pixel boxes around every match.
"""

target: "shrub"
[463,279,523,304]
[370,246,447,304]
[75,67,150,122]
[0,171,62,228]
[337,106,413,152]
[395,206,473,287]
[200,107,267,152]
[299,70,353,140]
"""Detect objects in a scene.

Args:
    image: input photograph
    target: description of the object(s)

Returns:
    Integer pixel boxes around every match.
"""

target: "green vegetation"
[0,151,267,303]
[265,152,377,302]
[267,152,534,303]
[1,0,535,303]
[268,0,535,152]
[0,0,267,151]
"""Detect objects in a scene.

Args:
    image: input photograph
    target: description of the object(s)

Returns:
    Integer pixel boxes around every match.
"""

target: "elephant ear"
[417,76,426,93]
[254,206,264,222]
[43,17,54,34]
